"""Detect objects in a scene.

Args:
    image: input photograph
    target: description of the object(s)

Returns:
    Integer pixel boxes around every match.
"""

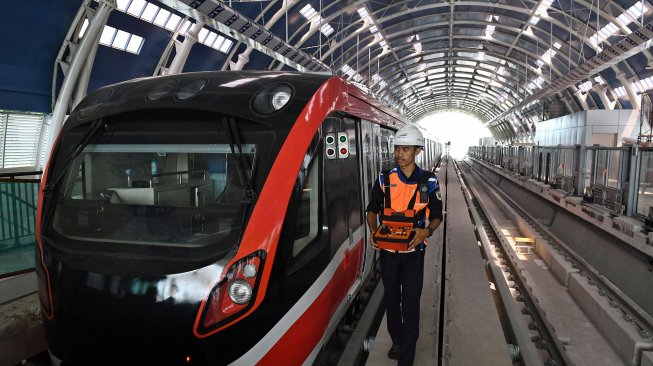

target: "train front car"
[36,71,368,365]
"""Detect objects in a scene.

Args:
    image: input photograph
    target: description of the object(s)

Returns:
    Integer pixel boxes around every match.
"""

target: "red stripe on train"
[257,239,364,365]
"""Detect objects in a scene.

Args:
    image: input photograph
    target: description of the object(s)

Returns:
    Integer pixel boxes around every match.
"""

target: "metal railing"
[0,171,42,278]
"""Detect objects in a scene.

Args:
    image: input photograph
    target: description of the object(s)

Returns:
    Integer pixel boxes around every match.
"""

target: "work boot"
[388,344,401,360]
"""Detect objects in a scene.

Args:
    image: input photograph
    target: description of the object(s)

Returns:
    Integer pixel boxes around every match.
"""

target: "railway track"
[457,158,653,366]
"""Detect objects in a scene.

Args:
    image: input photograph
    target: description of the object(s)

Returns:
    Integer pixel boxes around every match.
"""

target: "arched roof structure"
[2,0,653,143]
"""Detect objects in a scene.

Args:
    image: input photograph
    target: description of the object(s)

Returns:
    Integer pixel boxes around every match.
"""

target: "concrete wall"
[535,110,639,147]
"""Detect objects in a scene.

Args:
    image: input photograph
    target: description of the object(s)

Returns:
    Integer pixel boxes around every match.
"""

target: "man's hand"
[370,228,380,250]
[408,228,430,250]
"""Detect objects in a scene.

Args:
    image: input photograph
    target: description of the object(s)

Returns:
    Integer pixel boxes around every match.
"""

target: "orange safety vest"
[372,168,431,251]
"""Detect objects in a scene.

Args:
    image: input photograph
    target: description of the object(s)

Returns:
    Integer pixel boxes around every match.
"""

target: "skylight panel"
[153,8,171,27]
[628,2,646,19]
[127,0,147,17]
[578,80,593,92]
[644,77,653,90]
[634,81,646,93]
[116,0,131,12]
[213,37,225,51]
[485,24,495,38]
[529,16,540,25]
[126,34,144,54]
[320,24,334,36]
[99,26,117,46]
[300,4,333,37]
[614,86,627,98]
[164,14,182,31]
[598,22,619,39]
[180,21,192,34]
[456,67,475,73]
[370,25,378,34]
[197,28,210,43]
[141,3,159,22]
[357,8,370,22]
[413,41,422,53]
[219,39,233,53]
[594,75,606,85]
[113,30,131,50]
[553,41,562,49]
[97,25,144,55]
[541,48,556,64]
[380,40,388,48]
[300,4,318,21]
[617,3,650,28]
[477,51,485,60]
[204,31,218,47]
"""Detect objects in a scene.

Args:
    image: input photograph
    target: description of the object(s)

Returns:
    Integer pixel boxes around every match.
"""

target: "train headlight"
[242,263,257,278]
[251,84,294,115]
[195,250,266,337]
[228,279,253,305]
[271,88,292,110]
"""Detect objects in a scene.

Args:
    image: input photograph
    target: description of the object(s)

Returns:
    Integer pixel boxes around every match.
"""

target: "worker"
[366,124,443,365]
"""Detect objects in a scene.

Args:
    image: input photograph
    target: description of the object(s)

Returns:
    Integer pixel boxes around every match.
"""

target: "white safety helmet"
[393,124,424,147]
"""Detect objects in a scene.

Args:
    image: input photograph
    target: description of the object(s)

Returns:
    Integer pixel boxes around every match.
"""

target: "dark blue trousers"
[380,249,425,366]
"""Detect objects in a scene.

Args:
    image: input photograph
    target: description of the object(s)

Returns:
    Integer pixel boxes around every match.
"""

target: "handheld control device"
[373,223,416,251]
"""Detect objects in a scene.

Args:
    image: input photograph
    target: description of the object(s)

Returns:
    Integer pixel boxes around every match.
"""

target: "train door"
[322,116,365,300]
[358,120,380,280]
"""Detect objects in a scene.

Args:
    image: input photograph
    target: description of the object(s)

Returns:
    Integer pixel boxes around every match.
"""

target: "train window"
[45,118,275,255]
[292,159,320,256]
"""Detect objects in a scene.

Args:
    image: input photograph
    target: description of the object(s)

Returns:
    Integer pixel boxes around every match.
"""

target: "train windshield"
[45,117,274,256]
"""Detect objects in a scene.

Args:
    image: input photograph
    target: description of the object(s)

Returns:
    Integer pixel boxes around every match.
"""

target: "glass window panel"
[126,0,147,17]
[126,35,143,54]
[140,3,159,22]
[219,39,233,53]
[212,36,225,50]
[153,8,170,27]
[112,30,130,50]
[198,28,210,44]
[165,14,182,31]
[116,0,131,12]
[292,158,320,257]
[99,26,117,46]
[204,32,218,48]
[595,150,608,186]
[607,150,621,188]
[637,150,653,215]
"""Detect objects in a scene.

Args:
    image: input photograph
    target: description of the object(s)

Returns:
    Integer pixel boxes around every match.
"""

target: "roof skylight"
[578,80,593,92]
[341,64,364,82]
[116,0,232,53]
[614,86,627,98]
[300,4,334,36]
[413,34,422,53]
[96,24,144,54]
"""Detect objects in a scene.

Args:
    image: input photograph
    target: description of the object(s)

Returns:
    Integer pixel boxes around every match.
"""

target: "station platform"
[365,160,512,365]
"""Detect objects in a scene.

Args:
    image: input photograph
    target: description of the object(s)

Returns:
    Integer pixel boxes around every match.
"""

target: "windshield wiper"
[43,119,108,197]
[222,117,257,204]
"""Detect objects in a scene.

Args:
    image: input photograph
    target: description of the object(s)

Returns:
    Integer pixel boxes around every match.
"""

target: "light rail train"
[36,71,441,365]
